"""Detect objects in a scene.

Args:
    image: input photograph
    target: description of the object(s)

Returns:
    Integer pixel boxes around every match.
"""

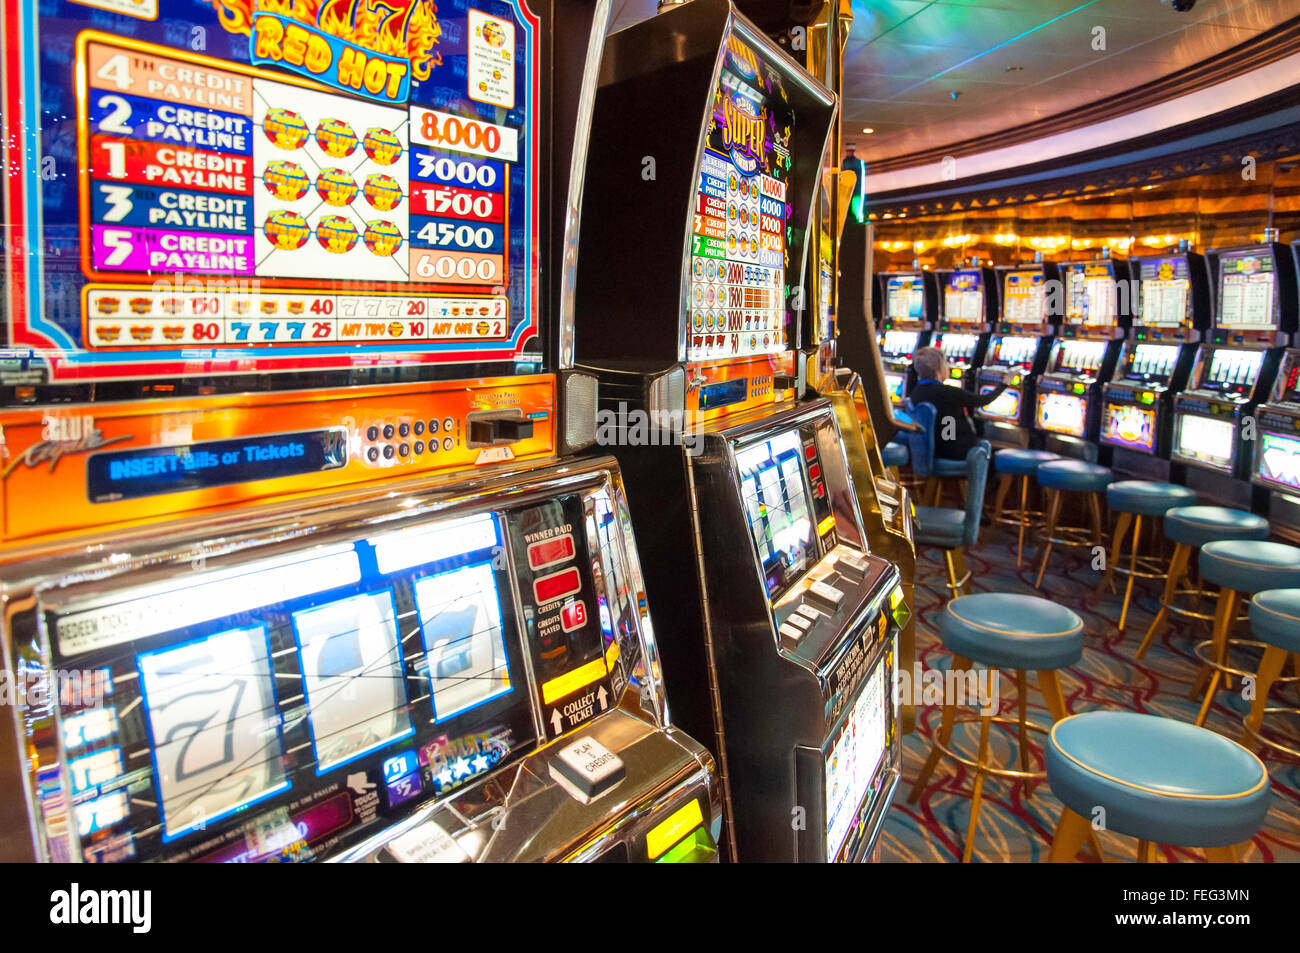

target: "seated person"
[909,346,1007,460]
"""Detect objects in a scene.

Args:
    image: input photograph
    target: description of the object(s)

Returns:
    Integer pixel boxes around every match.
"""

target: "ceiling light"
[861,127,874,134]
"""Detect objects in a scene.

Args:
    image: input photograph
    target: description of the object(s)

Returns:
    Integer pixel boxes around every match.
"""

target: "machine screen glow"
[824,658,886,863]
[1037,392,1087,436]
[293,591,414,773]
[944,271,984,322]
[1001,270,1047,324]
[1127,344,1179,380]
[137,625,289,841]
[1064,262,1117,324]
[1257,432,1300,491]
[981,387,1020,420]
[1138,256,1191,326]
[414,564,513,721]
[885,275,924,321]
[1102,403,1156,452]
[881,330,920,357]
[885,373,905,403]
[1176,415,1236,470]
[687,35,796,361]
[736,430,816,599]
[1206,349,1263,391]
[939,333,977,361]
[1218,252,1277,328]
[994,336,1037,367]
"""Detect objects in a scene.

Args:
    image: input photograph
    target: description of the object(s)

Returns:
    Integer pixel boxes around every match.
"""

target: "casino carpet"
[879,518,1300,863]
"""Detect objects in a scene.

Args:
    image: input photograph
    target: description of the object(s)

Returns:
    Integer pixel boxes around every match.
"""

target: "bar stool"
[881,440,909,480]
[909,592,1084,862]
[1096,481,1196,635]
[989,449,1059,566]
[1192,540,1300,727]
[1046,711,1270,862]
[1033,460,1112,589]
[1240,589,1300,760]
[1135,506,1270,660]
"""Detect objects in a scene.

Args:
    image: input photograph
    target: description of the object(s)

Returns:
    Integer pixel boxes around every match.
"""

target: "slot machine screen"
[1064,262,1117,325]
[736,430,817,599]
[980,386,1020,420]
[1176,414,1236,470]
[1102,402,1156,452]
[1125,343,1179,382]
[885,275,925,321]
[994,336,1038,368]
[885,373,905,403]
[1057,340,1105,373]
[1036,392,1087,437]
[1279,360,1300,403]
[824,657,887,863]
[687,35,798,362]
[40,510,554,863]
[1138,257,1192,327]
[1218,250,1278,329]
[1002,270,1047,324]
[944,270,984,322]
[1204,349,1263,396]
[881,331,920,358]
[1257,432,1300,491]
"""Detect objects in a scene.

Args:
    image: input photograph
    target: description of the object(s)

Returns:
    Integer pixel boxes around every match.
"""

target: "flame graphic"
[211,0,443,82]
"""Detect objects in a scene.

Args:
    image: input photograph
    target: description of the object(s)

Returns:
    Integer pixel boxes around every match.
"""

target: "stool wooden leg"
[1035,490,1063,589]
[1037,669,1070,723]
[952,548,972,596]
[910,655,972,801]
[1135,840,1157,863]
[1097,511,1133,597]
[1118,514,1144,635]
[1136,543,1191,659]
[1204,845,1239,863]
[1087,492,1106,553]
[1017,669,1030,778]
[962,714,992,863]
[1049,808,1091,863]
[992,473,1012,526]
[943,549,961,596]
[1240,644,1288,746]
[1194,589,1239,727]
[1016,476,1030,567]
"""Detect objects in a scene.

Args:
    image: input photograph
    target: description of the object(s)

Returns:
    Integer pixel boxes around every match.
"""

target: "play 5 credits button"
[560,600,587,632]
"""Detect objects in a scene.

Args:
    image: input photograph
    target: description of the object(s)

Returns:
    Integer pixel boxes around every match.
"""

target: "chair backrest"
[901,400,936,477]
[961,440,992,546]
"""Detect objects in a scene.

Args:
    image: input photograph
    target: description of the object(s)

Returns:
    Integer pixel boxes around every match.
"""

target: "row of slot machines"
[0,0,905,865]
[872,241,1300,536]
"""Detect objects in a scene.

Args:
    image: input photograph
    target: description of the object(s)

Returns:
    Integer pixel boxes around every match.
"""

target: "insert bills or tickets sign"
[87,428,347,502]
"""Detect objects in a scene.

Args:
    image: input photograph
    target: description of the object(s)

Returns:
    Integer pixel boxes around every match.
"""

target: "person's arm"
[966,380,1009,409]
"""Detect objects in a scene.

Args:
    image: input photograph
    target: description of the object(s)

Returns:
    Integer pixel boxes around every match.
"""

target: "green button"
[654,827,717,863]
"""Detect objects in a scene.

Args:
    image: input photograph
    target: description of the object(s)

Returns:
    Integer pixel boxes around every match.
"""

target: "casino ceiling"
[609,0,1300,169]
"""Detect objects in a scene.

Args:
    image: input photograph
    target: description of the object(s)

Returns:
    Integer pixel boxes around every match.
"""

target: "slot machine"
[1171,242,1298,508]
[1032,257,1129,462]
[932,264,995,392]
[1250,241,1300,541]
[973,262,1060,448]
[572,0,904,862]
[875,270,936,405]
[0,0,721,864]
[1099,249,1210,481]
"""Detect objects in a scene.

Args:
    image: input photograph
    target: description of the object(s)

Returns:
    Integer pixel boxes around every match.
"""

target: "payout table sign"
[2,0,540,382]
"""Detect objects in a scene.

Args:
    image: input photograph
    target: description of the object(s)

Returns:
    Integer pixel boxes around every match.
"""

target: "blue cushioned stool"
[1137,506,1270,661]
[914,442,991,598]
[881,441,909,470]
[1241,589,1300,759]
[1033,460,1113,589]
[1192,541,1300,727]
[989,449,1059,567]
[910,592,1086,862]
[1096,481,1197,635]
[1046,711,1270,862]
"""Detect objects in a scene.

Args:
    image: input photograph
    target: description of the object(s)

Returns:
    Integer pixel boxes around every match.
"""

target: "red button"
[527,534,574,570]
[560,600,588,632]
[534,567,582,605]
[807,463,821,480]
[816,483,826,499]
[804,444,816,460]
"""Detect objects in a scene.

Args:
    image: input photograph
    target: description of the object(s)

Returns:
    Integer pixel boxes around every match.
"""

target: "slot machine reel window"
[36,511,539,863]
[1139,257,1191,327]
[1218,253,1278,328]
[1102,401,1157,452]
[1175,414,1236,470]
[736,430,818,599]
[1127,343,1179,381]
[1058,340,1105,374]
[881,331,919,358]
[995,336,1037,368]
[1205,350,1264,398]
[687,36,798,363]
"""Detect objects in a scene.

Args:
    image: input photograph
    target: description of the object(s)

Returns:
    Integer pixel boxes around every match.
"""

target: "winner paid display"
[573,0,903,862]
[0,0,721,864]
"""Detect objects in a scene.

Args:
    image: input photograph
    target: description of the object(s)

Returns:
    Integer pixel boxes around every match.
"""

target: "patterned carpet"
[880,518,1300,863]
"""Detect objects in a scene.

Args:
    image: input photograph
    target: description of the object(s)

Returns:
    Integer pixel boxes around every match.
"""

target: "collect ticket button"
[779,623,805,649]
[560,599,587,632]
[787,613,812,631]
[796,604,823,623]
[549,736,625,801]
[533,567,582,605]
[806,580,844,610]
[386,821,469,863]
[837,553,871,578]
[528,534,575,570]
